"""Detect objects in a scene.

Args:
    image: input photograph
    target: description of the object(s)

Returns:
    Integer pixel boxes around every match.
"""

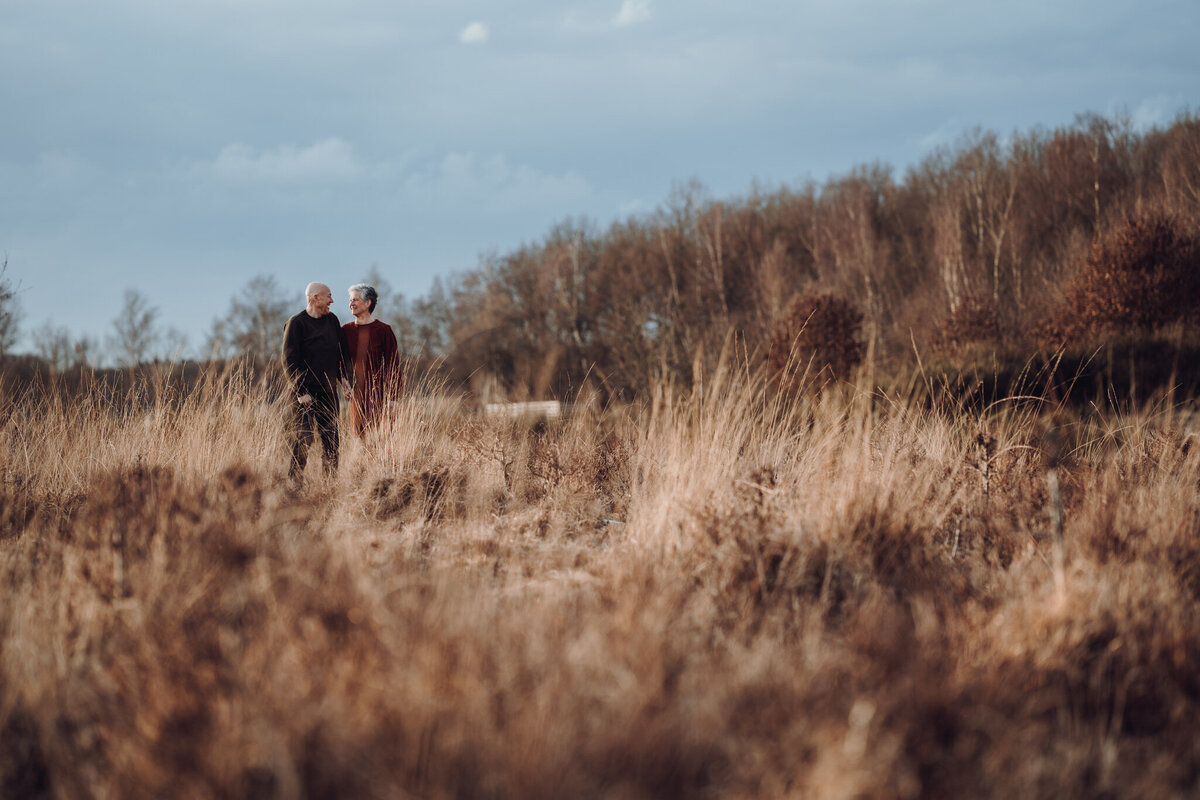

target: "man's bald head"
[305,282,334,318]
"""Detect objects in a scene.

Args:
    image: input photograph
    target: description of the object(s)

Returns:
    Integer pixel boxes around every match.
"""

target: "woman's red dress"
[342,319,402,435]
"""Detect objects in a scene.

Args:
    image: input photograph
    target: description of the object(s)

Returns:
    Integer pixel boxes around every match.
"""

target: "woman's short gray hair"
[348,283,379,314]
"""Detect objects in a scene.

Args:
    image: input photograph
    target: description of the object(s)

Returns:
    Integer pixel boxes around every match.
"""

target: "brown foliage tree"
[1040,211,1200,345]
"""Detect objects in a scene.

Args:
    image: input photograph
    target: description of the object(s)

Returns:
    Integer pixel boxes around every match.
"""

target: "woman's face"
[349,291,368,317]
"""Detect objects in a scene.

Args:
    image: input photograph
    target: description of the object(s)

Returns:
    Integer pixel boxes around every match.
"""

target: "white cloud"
[198,138,363,183]
[618,198,645,217]
[460,22,488,44]
[613,0,651,27]
[405,152,589,209]
[1129,94,1182,132]
[916,118,965,151]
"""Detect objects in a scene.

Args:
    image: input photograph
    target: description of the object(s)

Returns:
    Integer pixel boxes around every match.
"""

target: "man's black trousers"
[289,390,339,479]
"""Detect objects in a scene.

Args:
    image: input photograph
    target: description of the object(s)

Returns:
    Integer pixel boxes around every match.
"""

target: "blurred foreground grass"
[2,363,1199,799]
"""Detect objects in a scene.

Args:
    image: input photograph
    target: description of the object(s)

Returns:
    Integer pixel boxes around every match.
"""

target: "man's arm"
[337,320,352,382]
[281,315,306,396]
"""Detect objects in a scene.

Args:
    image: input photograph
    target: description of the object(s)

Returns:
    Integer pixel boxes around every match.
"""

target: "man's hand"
[297,393,314,406]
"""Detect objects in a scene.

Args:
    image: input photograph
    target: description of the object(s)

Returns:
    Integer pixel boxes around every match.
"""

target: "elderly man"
[282,282,351,482]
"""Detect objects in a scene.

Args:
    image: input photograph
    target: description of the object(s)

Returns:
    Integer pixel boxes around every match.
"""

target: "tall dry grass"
[2,358,1199,798]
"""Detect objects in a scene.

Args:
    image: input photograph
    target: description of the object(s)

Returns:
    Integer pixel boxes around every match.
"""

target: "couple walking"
[281,281,401,482]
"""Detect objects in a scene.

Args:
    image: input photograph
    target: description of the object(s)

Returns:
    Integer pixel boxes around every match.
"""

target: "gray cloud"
[196,139,367,184]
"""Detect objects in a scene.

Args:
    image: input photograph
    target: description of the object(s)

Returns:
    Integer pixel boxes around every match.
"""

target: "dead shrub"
[368,466,461,522]
[766,292,864,392]
[690,474,851,629]
[931,297,1005,356]
[525,426,630,509]
[691,465,973,637]
[1041,211,1200,345]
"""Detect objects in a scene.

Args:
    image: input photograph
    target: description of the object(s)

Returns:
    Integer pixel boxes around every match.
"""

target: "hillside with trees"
[3,111,1199,403]
[403,111,1200,401]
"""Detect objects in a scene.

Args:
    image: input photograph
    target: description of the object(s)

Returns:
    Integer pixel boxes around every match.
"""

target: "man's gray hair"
[349,283,379,314]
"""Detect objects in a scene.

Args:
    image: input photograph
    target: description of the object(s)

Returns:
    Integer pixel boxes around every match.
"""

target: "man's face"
[310,288,333,316]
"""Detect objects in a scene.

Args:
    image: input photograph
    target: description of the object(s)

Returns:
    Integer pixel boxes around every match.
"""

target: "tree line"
[3,110,1198,399]
[426,111,1200,400]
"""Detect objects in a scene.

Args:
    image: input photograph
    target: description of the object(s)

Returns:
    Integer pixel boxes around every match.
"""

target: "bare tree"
[35,323,74,371]
[109,290,159,367]
[161,327,191,362]
[206,275,291,363]
[0,258,19,360]
[73,334,99,369]
[411,277,450,356]
[1161,115,1200,216]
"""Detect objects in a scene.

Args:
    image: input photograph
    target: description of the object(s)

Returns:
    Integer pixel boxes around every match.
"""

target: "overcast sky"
[2,0,1197,357]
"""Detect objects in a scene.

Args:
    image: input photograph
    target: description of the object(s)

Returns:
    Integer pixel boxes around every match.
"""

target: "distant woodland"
[4,110,1200,401]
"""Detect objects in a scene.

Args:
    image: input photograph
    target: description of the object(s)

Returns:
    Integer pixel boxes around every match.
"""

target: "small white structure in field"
[483,400,570,420]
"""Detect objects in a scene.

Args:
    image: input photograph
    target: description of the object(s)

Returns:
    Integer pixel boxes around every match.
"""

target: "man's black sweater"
[281,310,351,396]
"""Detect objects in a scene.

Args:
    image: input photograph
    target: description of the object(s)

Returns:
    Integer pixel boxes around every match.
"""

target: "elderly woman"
[343,283,402,435]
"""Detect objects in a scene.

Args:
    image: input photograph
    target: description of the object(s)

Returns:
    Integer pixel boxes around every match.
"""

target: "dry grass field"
[2,360,1199,799]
